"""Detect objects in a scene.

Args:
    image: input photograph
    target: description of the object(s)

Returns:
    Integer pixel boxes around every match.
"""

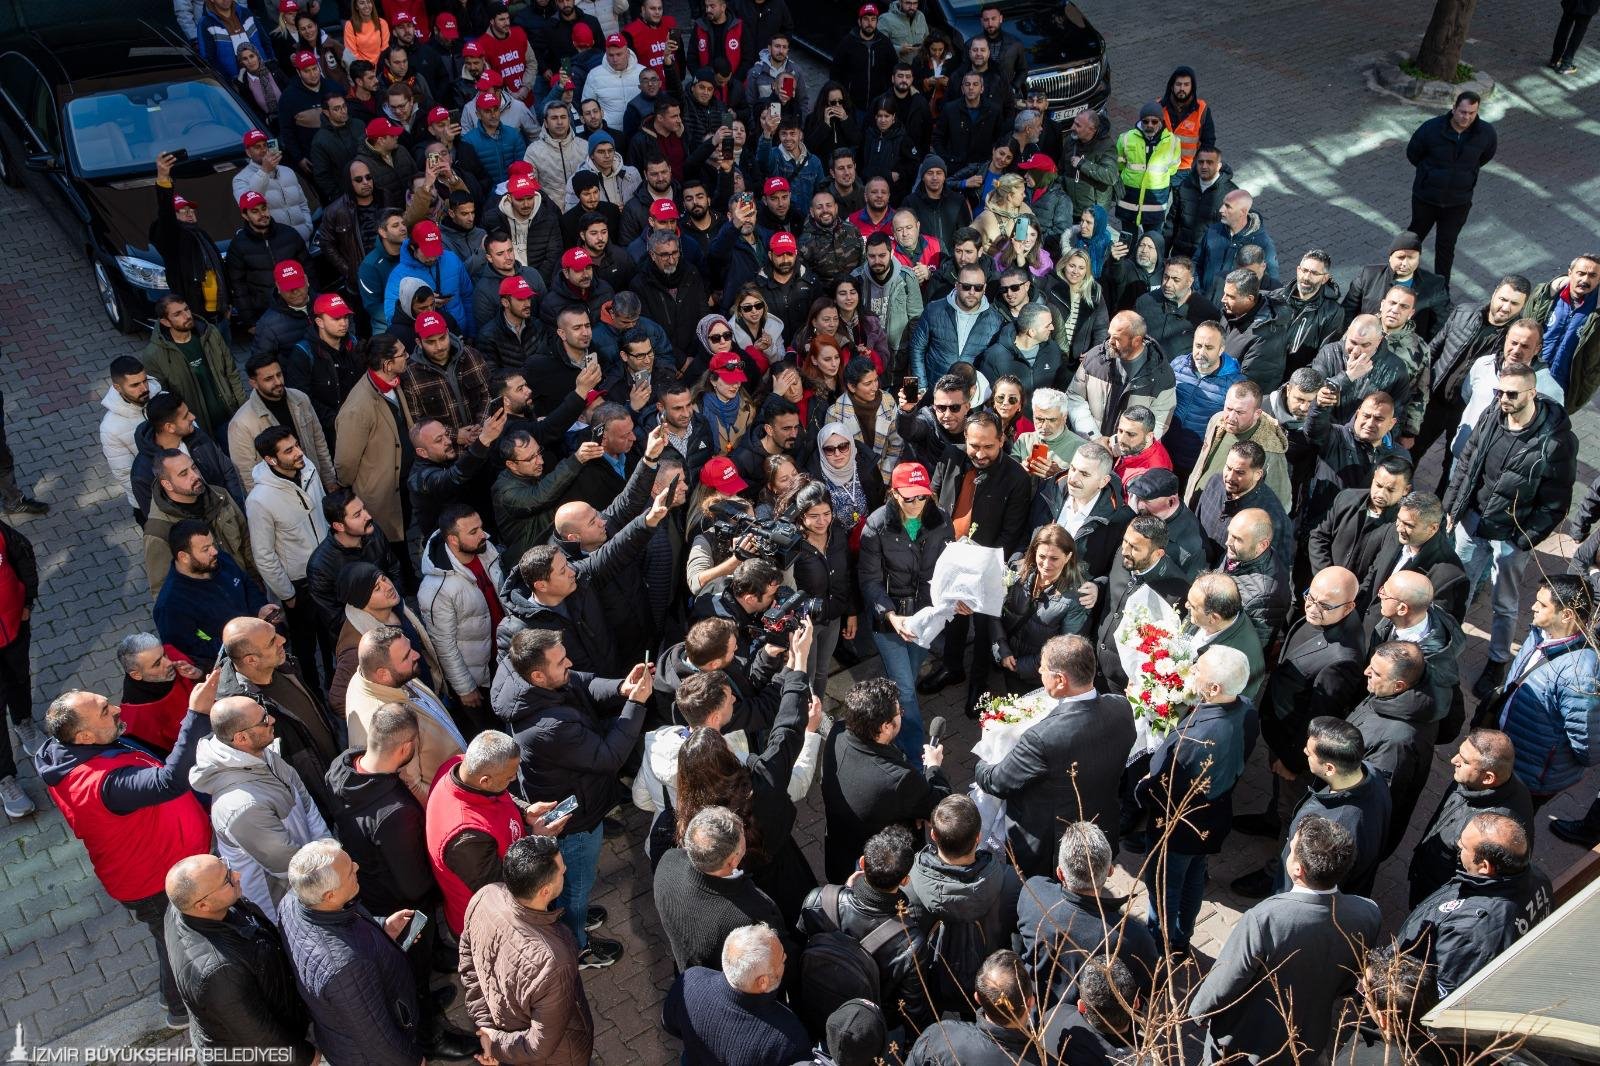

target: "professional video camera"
[757,586,824,648]
[705,499,805,569]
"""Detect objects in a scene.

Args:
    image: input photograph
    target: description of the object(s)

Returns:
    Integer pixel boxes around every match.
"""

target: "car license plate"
[1051,104,1086,122]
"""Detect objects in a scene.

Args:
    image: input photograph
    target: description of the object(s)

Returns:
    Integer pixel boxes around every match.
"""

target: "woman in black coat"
[989,523,1092,704]
[784,481,856,696]
[805,81,862,161]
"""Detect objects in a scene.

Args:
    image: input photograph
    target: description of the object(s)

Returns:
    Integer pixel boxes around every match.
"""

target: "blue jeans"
[556,823,604,949]
[871,629,929,768]
[1144,850,1207,949]
[1454,520,1525,662]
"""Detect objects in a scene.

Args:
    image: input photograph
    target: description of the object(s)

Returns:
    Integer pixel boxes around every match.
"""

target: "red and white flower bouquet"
[1115,587,1196,755]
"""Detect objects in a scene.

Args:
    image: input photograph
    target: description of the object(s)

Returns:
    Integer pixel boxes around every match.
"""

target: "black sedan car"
[0,19,263,331]
[794,0,1110,124]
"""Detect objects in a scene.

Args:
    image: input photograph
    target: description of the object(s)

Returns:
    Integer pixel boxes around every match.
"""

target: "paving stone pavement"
[1,0,1597,1060]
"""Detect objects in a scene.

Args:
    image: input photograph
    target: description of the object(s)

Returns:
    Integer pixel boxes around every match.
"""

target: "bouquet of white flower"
[969,689,1056,855]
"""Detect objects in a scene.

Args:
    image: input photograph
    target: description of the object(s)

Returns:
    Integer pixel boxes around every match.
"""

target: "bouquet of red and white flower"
[1115,587,1196,753]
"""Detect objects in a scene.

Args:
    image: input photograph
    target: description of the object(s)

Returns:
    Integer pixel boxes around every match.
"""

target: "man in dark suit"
[1184,572,1266,703]
[1237,565,1365,837]
[1093,515,1190,690]
[1193,440,1295,570]
[1305,458,1411,580]
[1407,728,1533,907]
[1191,815,1382,1064]
[1028,442,1134,580]
[1222,508,1292,650]
[973,636,1136,876]
[1357,490,1469,621]
[1368,570,1466,748]
[821,677,951,883]
[919,410,1037,700]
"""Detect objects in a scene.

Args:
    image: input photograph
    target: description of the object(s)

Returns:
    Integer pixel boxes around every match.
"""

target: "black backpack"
[797,885,905,1038]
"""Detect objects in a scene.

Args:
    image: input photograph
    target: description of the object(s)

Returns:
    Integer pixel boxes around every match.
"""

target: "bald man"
[1193,188,1279,304]
[1367,569,1466,736]
[1408,730,1533,906]
[1237,564,1366,837]
[1399,812,1552,996]
[1066,310,1178,445]
[189,695,331,922]
[1310,314,1414,424]
[1349,641,1437,857]
[1221,508,1291,649]
[163,854,315,1062]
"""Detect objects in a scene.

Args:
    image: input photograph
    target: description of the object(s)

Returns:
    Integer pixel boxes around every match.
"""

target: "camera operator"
[785,481,856,697]
[653,617,787,742]
[685,466,761,596]
[691,558,783,658]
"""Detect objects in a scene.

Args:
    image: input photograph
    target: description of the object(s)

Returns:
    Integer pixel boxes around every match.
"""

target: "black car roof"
[5,19,205,95]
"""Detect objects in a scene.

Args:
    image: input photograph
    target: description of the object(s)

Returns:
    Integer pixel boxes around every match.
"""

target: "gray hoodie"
[189,735,330,923]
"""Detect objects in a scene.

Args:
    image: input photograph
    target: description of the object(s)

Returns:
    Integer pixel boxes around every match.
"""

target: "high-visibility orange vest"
[1163,99,1208,170]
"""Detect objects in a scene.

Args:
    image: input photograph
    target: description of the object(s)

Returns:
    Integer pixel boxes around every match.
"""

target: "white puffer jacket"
[245,459,328,600]
[585,57,645,131]
[523,130,589,196]
[230,160,314,241]
[566,156,642,209]
[100,377,163,504]
[417,530,504,697]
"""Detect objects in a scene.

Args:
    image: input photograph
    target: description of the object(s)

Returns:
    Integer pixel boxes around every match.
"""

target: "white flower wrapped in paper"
[968,689,1055,855]
[903,538,1007,648]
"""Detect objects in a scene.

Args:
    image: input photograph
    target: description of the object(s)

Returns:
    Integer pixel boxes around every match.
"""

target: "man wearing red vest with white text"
[424,730,569,937]
[37,668,221,1028]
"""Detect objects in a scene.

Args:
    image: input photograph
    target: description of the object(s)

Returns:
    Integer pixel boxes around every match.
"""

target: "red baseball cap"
[605,32,627,48]
[463,39,485,57]
[435,13,460,38]
[769,232,798,255]
[1017,154,1058,174]
[477,90,502,112]
[277,0,298,12]
[648,198,679,221]
[708,351,747,384]
[762,176,789,196]
[859,3,879,15]
[290,50,318,70]
[509,175,540,198]
[172,194,194,211]
[415,310,449,339]
[237,190,267,211]
[508,160,534,179]
[571,23,595,47]
[243,129,268,148]
[426,105,451,126]
[890,462,934,497]
[699,456,748,493]
[391,9,414,24]
[561,247,593,271]
[313,293,352,317]
[499,275,534,299]
[411,220,444,255]
[273,260,307,293]
[365,117,403,139]
[476,70,503,89]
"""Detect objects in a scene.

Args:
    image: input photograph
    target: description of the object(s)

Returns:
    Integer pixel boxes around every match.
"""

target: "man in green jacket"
[140,295,247,437]
[491,433,605,567]
[1059,110,1118,217]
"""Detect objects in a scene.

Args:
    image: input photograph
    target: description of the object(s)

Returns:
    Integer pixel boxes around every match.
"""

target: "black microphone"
[927,716,947,748]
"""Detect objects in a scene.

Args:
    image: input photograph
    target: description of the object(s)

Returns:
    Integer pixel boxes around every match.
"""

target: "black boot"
[1550,795,1600,848]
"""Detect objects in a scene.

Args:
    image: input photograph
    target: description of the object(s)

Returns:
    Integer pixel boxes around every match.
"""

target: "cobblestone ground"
[1,0,1597,1060]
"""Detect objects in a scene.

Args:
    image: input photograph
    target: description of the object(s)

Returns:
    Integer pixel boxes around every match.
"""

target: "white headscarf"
[816,422,858,490]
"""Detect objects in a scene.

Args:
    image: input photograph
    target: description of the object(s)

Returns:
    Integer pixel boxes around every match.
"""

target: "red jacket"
[849,206,893,239]
[1114,437,1175,487]
[47,749,211,902]
[426,755,524,934]
[893,234,942,271]
[120,646,197,753]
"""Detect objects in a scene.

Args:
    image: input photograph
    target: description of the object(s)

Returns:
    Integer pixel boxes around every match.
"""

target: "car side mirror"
[24,152,58,173]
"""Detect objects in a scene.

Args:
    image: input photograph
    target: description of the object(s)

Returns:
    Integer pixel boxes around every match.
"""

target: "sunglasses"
[1000,282,1027,293]
[1493,388,1523,399]
[707,330,733,342]
[352,174,374,182]
[739,302,765,312]
[933,402,964,413]
[959,282,986,292]
[822,442,851,455]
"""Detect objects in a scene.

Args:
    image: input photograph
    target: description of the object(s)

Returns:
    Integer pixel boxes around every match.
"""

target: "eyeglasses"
[1493,388,1523,399]
[707,330,733,342]
[958,282,986,292]
[194,866,237,905]
[1000,282,1027,292]
[739,302,765,312]
[822,442,851,455]
[1303,590,1352,613]
[933,402,964,413]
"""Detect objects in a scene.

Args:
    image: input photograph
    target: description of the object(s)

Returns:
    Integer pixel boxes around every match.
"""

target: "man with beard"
[905,155,971,254]
[1094,516,1189,690]
[758,176,803,235]
[539,246,615,328]
[1218,508,1292,652]
[798,191,864,291]
[144,451,257,599]
[631,232,710,361]
[1360,491,1469,622]
[245,428,330,679]
[1159,66,1214,172]
[1343,231,1452,340]
[317,157,387,306]
[1264,250,1344,377]
[155,523,273,664]
[755,232,814,338]
[932,73,1002,175]
[228,353,336,495]
[1307,456,1411,582]
[849,176,895,239]
[575,211,634,293]
[306,489,402,636]
[141,295,248,443]
[1194,441,1295,571]
[884,63,932,149]
[909,264,1005,389]
[1371,286,1429,448]
[1304,392,1410,531]
[116,634,205,754]
[471,232,546,330]
[1164,320,1241,480]
[1125,467,1205,579]
[309,95,367,207]
[475,275,548,371]
[1185,379,1290,511]
[1529,253,1600,405]
[1415,274,1531,469]
[563,172,621,248]
[677,178,722,260]
[620,156,678,246]
[1163,144,1235,260]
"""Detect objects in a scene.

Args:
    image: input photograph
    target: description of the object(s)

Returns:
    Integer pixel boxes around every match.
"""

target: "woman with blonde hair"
[1042,246,1110,366]
[973,173,1034,254]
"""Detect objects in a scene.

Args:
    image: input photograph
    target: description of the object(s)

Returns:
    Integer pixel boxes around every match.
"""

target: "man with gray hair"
[653,804,789,971]
[117,632,205,752]
[663,923,810,1065]
[163,854,314,1063]
[1015,820,1158,1008]
[279,839,478,1062]
[189,695,330,923]
[1029,440,1133,579]
[1010,385,1083,480]
[1135,646,1256,952]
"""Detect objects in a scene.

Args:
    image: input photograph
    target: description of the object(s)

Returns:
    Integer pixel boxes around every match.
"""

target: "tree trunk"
[1416,0,1478,80]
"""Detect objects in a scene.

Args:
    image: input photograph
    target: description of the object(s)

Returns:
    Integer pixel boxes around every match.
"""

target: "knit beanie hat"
[587,130,615,151]
[1138,100,1163,122]
[825,999,886,1066]
[1389,230,1423,254]
[337,562,383,608]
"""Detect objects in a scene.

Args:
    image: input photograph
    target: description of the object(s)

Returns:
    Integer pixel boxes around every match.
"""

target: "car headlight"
[115,257,168,290]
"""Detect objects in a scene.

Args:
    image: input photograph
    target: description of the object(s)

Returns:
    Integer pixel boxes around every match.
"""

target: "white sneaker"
[14,719,47,757]
[0,775,35,819]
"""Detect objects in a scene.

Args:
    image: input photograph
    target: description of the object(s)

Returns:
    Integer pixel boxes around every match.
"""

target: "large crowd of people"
[2,0,1599,1061]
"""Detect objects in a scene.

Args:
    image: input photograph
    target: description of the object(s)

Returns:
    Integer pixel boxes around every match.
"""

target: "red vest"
[1162,99,1208,170]
[893,235,942,271]
[623,15,678,76]
[48,748,212,902]
[693,16,743,75]
[120,645,196,753]
[849,207,893,240]
[426,755,524,934]
[485,25,532,95]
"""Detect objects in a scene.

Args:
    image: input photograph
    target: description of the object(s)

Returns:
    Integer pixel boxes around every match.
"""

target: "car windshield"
[65,80,254,177]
